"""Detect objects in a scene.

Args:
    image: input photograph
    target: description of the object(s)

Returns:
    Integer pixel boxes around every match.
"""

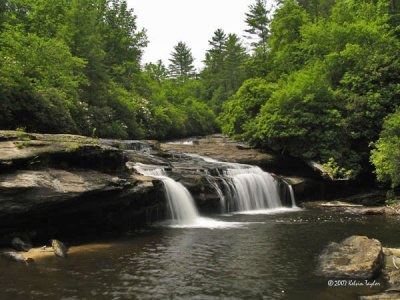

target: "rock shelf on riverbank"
[302,200,400,216]
[0,131,166,246]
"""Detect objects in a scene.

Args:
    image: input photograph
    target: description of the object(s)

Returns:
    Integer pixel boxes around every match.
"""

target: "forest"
[1,0,400,190]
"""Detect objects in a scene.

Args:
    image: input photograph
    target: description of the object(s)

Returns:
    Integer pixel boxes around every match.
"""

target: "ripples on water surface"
[1,209,400,300]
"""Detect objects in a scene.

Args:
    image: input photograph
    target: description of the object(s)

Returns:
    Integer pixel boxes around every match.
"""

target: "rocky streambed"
[0,131,393,243]
[0,131,322,246]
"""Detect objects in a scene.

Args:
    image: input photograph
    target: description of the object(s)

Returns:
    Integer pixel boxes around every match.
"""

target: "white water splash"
[134,163,199,225]
[234,207,303,215]
[166,217,249,229]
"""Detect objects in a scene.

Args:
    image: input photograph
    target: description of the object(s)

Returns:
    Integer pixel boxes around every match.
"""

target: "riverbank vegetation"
[1,0,400,189]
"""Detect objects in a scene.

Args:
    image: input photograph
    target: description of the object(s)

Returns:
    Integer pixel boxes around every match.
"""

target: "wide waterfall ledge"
[134,163,253,228]
[183,153,299,213]
[133,154,300,226]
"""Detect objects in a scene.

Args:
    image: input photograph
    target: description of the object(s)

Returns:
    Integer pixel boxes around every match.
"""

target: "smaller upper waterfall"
[286,182,298,208]
[134,163,199,225]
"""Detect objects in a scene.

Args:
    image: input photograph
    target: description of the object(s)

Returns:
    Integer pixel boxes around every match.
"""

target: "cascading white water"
[204,170,226,212]
[185,153,296,213]
[286,183,298,208]
[134,164,199,225]
[225,167,282,211]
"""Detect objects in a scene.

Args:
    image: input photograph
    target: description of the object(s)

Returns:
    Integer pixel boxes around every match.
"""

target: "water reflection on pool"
[0,210,399,300]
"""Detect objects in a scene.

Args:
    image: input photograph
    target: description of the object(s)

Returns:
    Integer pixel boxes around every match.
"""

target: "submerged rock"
[0,251,26,263]
[11,237,32,252]
[317,236,384,279]
[51,239,68,258]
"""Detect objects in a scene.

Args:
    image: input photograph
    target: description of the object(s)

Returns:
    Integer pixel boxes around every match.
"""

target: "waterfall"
[184,153,296,213]
[224,167,282,212]
[204,170,226,212]
[134,163,199,225]
[287,183,298,208]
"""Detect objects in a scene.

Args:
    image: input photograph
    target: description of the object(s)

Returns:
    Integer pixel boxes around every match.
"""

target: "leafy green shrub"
[371,110,400,187]
[322,158,353,180]
[16,142,29,149]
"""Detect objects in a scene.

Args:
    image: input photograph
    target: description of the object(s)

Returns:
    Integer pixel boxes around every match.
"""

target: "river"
[1,209,399,300]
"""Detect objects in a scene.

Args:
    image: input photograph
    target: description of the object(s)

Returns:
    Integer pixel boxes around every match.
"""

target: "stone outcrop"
[317,236,384,279]
[0,131,126,173]
[161,135,277,168]
[160,135,321,179]
[0,168,166,245]
[0,131,166,246]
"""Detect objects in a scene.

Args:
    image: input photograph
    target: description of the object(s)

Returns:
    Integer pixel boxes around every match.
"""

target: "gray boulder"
[51,239,68,258]
[11,237,32,252]
[317,236,384,279]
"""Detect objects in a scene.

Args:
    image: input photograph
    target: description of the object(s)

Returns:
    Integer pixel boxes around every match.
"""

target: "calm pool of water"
[1,209,399,300]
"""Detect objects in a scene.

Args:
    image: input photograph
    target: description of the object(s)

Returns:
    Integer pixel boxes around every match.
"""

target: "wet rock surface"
[317,236,384,279]
[11,237,32,252]
[51,239,68,258]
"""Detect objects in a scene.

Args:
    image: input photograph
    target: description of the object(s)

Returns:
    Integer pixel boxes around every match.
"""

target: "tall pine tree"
[245,0,270,54]
[168,41,195,81]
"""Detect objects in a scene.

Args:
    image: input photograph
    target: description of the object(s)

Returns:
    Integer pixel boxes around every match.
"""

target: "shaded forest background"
[2,0,400,189]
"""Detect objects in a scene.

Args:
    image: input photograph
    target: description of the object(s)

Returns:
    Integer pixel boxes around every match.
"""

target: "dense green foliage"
[200,30,248,114]
[371,110,400,187]
[221,0,400,183]
[2,0,400,185]
[0,0,218,139]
